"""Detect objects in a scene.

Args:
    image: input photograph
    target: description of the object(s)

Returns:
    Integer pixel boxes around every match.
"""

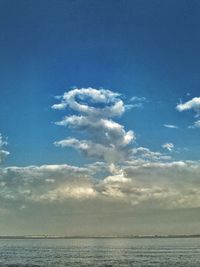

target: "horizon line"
[1,234,200,239]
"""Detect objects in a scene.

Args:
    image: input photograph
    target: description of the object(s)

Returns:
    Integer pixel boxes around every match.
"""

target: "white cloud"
[176,97,200,116]
[53,88,135,163]
[162,143,174,152]
[56,116,134,147]
[52,88,125,117]
[176,97,200,128]
[163,124,178,129]
[0,133,9,164]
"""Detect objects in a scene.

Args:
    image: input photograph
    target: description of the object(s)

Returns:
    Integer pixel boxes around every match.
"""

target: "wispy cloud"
[130,96,148,108]
[131,147,171,161]
[163,124,178,129]
[190,120,200,128]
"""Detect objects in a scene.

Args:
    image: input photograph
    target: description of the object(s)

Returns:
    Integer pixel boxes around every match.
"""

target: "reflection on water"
[0,237,200,266]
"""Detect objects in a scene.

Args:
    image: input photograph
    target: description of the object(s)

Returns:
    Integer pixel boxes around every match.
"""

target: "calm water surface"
[0,237,200,267]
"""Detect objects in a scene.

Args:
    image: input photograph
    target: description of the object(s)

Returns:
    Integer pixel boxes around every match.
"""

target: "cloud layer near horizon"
[1,159,200,213]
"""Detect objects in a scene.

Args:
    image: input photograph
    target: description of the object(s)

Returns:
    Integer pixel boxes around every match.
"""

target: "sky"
[1,0,200,236]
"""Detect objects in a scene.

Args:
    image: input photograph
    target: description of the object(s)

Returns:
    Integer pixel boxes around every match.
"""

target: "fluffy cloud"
[52,88,125,117]
[176,97,200,127]
[176,97,200,116]
[53,88,135,163]
[0,133,9,164]
[55,116,134,147]
[162,142,174,152]
[176,97,200,128]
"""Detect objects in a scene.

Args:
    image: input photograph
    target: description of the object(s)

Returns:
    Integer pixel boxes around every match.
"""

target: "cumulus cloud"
[162,142,174,152]
[0,133,9,164]
[163,124,178,129]
[52,88,125,117]
[53,88,135,163]
[176,97,200,116]
[176,97,200,127]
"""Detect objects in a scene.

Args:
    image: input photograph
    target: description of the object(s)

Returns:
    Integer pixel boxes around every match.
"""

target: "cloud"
[131,147,171,161]
[55,138,133,163]
[163,124,178,129]
[120,160,200,208]
[0,164,95,204]
[52,88,125,117]
[188,119,200,129]
[1,160,200,210]
[176,97,200,116]
[53,88,135,163]
[130,96,148,108]
[0,133,9,164]
[176,97,200,128]
[162,143,174,152]
[55,116,134,147]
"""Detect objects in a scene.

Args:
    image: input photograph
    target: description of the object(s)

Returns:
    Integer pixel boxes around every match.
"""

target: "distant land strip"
[1,235,200,239]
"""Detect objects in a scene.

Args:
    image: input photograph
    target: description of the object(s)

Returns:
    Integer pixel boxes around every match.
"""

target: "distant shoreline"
[1,235,200,239]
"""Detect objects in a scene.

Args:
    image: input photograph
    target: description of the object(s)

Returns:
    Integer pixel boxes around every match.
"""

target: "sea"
[0,237,200,267]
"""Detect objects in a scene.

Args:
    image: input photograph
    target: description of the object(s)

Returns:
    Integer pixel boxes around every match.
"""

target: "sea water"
[0,237,200,266]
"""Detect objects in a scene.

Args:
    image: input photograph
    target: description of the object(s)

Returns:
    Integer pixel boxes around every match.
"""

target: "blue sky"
[1,0,200,166]
[1,0,200,235]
